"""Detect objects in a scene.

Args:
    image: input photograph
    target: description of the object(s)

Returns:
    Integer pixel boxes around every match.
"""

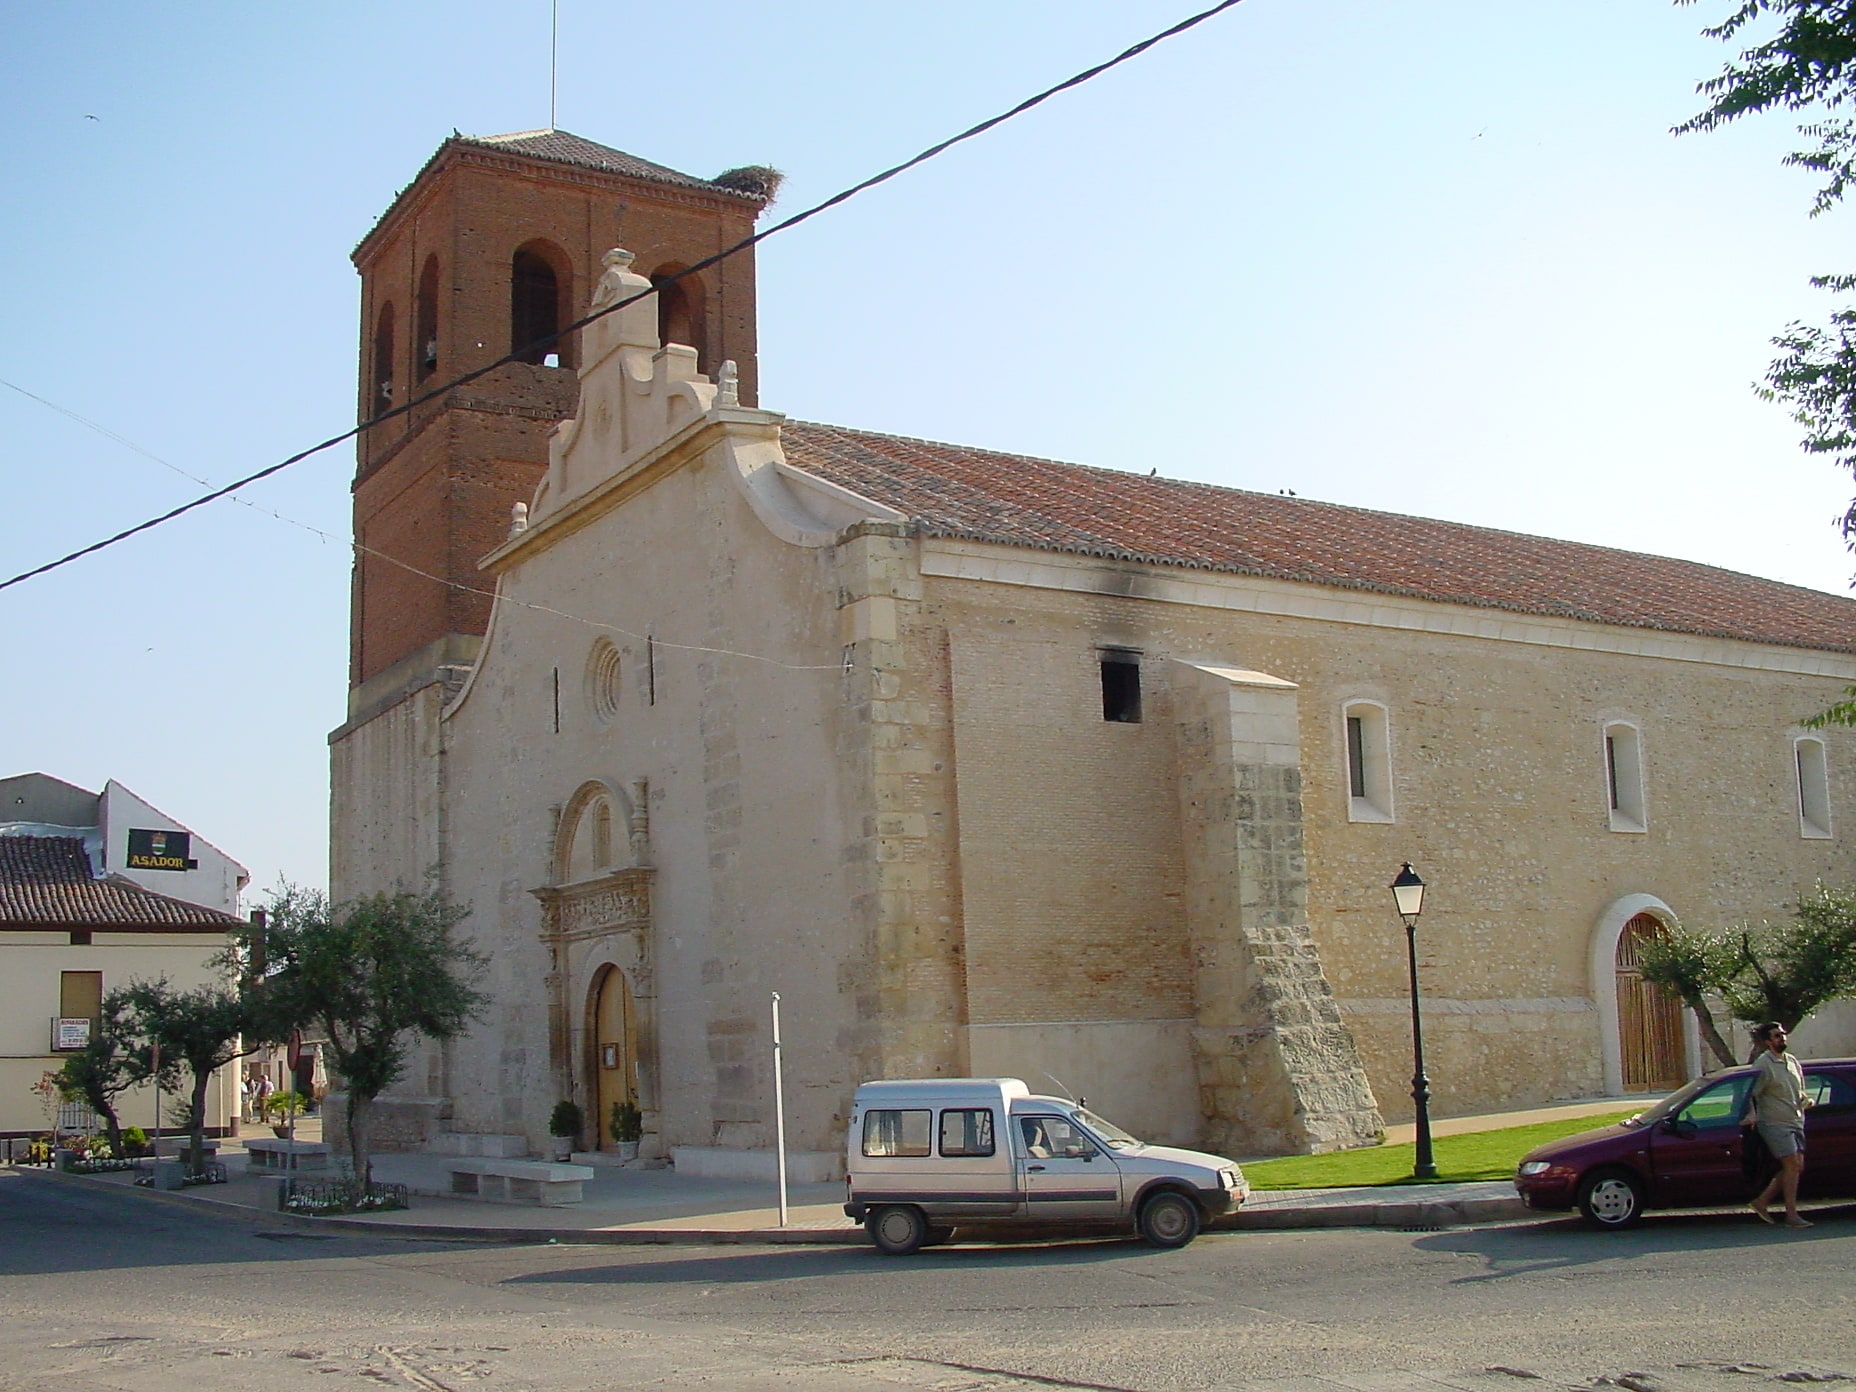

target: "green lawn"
[1239,1109,1641,1189]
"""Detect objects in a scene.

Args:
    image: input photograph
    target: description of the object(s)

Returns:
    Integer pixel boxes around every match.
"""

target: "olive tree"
[241,885,487,1187]
[1632,926,1740,1069]
[1636,883,1856,1062]
[54,989,155,1157]
[123,978,254,1172]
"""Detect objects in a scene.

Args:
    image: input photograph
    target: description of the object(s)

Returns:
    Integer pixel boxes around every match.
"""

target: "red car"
[1514,1057,1856,1229]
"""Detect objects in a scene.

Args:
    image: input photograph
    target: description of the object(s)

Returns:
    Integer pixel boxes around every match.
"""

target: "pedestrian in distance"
[1741,1022,1814,1228]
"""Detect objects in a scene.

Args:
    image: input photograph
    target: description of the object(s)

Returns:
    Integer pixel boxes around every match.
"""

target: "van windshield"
[1074,1107,1141,1149]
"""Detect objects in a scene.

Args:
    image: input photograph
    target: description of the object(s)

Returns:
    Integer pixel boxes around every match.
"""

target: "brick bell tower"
[331,130,772,899]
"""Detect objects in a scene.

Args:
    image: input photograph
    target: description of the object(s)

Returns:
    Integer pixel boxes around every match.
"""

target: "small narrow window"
[1100,649,1142,723]
[1796,736,1832,839]
[68,930,92,947]
[1603,722,1646,832]
[1342,701,1393,822]
[593,802,613,867]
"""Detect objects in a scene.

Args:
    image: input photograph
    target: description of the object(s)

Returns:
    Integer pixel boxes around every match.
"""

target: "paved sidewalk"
[12,1096,1651,1244]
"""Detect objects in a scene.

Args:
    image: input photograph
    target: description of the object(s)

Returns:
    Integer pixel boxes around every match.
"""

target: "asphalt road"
[5,1167,1855,1392]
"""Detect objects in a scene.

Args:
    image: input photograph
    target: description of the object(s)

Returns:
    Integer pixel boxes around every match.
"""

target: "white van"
[844,1077,1249,1253]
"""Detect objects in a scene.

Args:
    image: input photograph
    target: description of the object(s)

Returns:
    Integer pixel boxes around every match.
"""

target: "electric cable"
[0,0,1245,594]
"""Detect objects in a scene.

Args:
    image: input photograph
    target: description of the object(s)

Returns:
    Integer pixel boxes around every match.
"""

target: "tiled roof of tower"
[0,836,242,930]
[462,130,758,198]
[778,422,1856,656]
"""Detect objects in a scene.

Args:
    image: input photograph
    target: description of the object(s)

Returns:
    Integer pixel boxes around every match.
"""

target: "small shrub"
[548,1099,583,1139]
[609,1099,642,1145]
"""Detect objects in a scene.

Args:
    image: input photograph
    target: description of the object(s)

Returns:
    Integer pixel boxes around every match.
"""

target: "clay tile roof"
[462,129,757,199]
[0,836,242,930]
[779,422,1856,656]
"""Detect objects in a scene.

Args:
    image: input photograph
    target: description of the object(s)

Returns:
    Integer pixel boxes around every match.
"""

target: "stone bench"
[445,1158,594,1206]
[244,1137,332,1173]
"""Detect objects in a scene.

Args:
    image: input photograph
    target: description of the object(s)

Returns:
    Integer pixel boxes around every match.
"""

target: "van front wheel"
[867,1204,929,1255]
[1138,1191,1201,1249]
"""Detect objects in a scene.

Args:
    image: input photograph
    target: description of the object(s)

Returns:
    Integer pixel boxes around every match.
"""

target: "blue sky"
[2,2,1850,898]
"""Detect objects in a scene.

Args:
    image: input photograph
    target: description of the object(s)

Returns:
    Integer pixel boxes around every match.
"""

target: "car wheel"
[1138,1190,1202,1248]
[867,1204,928,1255]
[1576,1168,1645,1230]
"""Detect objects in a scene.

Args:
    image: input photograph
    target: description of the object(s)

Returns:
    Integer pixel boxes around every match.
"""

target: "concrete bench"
[445,1158,594,1206]
[244,1137,332,1173]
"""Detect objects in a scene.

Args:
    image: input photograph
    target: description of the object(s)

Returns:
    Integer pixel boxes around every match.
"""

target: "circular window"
[587,639,623,724]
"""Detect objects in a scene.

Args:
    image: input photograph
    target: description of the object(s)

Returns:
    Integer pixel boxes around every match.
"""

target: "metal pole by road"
[771,992,788,1226]
[1403,920,1437,1180]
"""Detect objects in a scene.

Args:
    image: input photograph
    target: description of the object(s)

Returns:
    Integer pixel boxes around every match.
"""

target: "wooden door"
[1616,913,1686,1092]
[592,968,638,1151]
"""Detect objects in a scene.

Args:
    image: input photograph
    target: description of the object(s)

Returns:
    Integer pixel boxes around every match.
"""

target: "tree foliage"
[1636,883,1856,1064]
[54,989,156,1157]
[123,978,254,1171]
[1680,1,1856,720]
[241,884,488,1185]
[1632,925,1741,1068]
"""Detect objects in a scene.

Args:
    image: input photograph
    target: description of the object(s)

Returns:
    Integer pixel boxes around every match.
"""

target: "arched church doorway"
[1615,913,1685,1092]
[590,966,639,1151]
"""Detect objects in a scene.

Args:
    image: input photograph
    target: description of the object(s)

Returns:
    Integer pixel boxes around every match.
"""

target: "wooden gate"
[1616,913,1686,1092]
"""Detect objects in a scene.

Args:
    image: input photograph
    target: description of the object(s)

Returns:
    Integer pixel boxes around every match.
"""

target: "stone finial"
[510,500,529,536]
[717,359,740,408]
[590,247,644,313]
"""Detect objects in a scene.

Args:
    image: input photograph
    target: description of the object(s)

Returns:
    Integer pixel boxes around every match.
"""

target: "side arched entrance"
[1614,913,1686,1092]
[1591,895,1697,1095]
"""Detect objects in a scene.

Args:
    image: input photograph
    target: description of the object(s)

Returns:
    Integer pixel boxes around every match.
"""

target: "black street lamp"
[1390,862,1437,1180]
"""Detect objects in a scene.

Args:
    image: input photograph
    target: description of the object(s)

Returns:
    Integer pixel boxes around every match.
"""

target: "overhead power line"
[0,0,1245,595]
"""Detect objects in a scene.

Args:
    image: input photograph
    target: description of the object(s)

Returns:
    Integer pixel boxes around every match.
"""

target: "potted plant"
[610,1099,642,1162]
[264,1089,308,1137]
[548,1100,583,1161]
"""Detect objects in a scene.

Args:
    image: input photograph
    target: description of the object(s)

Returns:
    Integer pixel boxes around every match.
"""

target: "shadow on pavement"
[1411,1202,1856,1282]
[506,1235,1169,1286]
[0,1169,454,1277]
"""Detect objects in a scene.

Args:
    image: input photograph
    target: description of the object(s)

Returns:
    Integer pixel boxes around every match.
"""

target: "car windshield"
[1073,1107,1141,1149]
[1629,1074,1727,1126]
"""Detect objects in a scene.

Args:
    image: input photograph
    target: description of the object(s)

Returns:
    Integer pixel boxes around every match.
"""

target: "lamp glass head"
[1390,863,1425,921]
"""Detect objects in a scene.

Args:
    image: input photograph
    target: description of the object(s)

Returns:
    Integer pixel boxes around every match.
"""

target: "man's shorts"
[1758,1123,1806,1158]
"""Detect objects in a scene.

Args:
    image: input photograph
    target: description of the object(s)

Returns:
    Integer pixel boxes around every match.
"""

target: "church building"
[331,131,1856,1174]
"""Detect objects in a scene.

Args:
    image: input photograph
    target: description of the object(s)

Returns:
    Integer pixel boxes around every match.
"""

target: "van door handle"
[1027,1164,1046,1172]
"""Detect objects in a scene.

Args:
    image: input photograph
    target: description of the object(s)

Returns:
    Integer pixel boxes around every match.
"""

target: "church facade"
[331,132,1856,1172]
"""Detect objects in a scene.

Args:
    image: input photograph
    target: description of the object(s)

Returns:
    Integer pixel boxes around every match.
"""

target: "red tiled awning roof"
[780,422,1856,655]
[0,836,241,931]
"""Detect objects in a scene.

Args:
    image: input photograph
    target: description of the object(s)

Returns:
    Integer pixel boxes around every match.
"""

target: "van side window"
[1019,1114,1097,1160]
[862,1109,932,1158]
[939,1108,996,1157]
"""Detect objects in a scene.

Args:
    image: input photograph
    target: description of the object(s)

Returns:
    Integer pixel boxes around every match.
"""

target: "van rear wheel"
[921,1226,955,1248]
[1138,1190,1201,1249]
[867,1204,929,1255]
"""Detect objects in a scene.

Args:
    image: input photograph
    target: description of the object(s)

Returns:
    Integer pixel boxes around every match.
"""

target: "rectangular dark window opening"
[1346,716,1367,798]
[1605,735,1621,811]
[1100,651,1142,723]
[68,930,92,946]
[862,1108,933,1158]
